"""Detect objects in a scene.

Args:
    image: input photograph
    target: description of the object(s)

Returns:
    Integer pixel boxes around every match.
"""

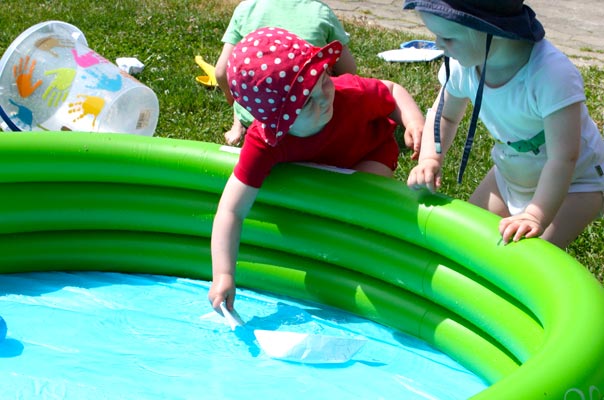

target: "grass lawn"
[1,0,602,283]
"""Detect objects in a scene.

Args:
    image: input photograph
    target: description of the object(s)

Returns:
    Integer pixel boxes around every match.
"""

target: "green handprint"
[42,67,76,107]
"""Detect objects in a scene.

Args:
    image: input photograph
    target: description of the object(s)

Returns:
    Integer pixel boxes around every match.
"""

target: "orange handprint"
[13,56,43,98]
[68,94,105,128]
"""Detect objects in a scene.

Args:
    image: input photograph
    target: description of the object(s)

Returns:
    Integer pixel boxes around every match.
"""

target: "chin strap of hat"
[433,33,493,183]
[433,56,449,155]
[457,33,493,183]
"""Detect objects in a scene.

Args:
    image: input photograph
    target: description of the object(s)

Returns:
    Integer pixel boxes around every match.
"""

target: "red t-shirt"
[234,74,399,188]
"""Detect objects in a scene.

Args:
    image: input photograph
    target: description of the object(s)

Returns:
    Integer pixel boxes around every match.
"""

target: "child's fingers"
[500,217,542,244]
[407,166,438,192]
[404,127,422,152]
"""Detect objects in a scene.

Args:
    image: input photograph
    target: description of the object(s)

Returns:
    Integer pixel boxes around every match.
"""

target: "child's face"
[420,12,488,67]
[289,73,335,137]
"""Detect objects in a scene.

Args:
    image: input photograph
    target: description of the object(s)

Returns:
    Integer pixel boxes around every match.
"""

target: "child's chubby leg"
[541,191,603,248]
[224,112,247,146]
[354,137,399,178]
[469,167,510,217]
[353,160,394,178]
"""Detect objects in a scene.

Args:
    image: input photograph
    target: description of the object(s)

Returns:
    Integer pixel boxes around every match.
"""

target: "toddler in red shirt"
[209,27,425,313]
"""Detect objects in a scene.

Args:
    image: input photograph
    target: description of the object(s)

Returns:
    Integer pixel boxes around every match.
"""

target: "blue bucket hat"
[402,0,544,42]
[403,0,545,182]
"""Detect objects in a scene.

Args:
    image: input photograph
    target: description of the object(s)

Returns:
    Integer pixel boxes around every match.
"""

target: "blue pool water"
[0,272,488,399]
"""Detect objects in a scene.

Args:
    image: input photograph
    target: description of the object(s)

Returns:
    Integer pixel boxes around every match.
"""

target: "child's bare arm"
[215,43,237,105]
[499,103,582,244]
[332,45,357,76]
[407,90,468,191]
[209,174,259,313]
[380,79,425,159]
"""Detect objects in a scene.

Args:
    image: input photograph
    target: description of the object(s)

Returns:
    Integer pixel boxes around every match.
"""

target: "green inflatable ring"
[1,132,603,399]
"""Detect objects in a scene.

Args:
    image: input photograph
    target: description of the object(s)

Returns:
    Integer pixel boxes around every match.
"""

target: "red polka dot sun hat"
[227,27,342,146]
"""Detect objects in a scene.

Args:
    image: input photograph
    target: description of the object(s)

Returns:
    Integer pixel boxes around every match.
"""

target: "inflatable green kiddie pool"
[1,132,603,399]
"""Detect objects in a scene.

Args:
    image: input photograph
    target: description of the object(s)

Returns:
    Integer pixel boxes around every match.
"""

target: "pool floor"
[0,272,488,399]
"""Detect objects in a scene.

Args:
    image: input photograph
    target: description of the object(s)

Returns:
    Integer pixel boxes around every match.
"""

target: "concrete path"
[323,0,604,68]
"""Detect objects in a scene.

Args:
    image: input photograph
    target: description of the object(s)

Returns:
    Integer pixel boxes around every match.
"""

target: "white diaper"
[494,167,604,217]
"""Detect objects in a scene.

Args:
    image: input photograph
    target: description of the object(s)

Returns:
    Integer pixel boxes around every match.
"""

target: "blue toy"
[400,39,439,50]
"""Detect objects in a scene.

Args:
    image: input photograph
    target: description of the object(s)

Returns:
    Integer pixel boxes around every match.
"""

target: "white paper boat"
[254,329,366,364]
[219,303,245,330]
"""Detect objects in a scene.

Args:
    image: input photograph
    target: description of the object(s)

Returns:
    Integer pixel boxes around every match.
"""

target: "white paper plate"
[377,48,444,62]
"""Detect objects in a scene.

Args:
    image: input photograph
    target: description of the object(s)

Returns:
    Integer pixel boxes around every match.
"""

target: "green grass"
[1,0,602,283]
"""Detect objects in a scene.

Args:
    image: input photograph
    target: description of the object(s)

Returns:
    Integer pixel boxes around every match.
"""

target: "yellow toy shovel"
[195,55,218,87]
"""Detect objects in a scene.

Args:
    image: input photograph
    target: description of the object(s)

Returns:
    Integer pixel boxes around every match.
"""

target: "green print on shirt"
[507,130,545,155]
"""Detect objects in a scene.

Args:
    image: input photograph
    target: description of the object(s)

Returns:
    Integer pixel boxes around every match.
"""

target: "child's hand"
[403,123,423,160]
[208,273,236,314]
[499,212,544,244]
[407,158,441,193]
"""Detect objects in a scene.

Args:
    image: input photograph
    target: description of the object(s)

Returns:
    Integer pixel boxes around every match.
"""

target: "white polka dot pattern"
[227,27,342,146]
